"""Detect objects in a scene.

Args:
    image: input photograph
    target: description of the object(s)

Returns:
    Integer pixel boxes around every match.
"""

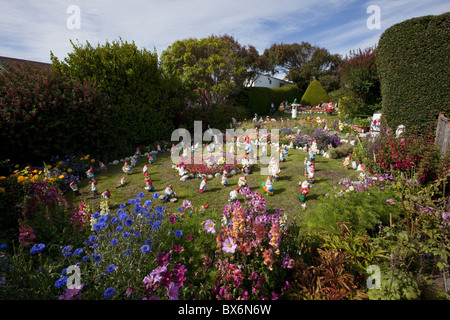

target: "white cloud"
[0,0,448,63]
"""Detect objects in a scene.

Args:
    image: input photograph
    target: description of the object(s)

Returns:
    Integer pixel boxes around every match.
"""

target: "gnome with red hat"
[69,181,80,195]
[86,166,95,181]
[144,177,154,192]
[199,177,207,194]
[91,180,98,196]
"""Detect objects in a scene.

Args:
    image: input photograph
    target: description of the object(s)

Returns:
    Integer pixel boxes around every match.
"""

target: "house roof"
[0,56,51,70]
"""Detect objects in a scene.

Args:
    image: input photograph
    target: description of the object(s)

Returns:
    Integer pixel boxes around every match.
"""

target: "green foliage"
[235,84,303,115]
[51,39,173,148]
[0,63,116,165]
[300,80,329,106]
[376,12,450,131]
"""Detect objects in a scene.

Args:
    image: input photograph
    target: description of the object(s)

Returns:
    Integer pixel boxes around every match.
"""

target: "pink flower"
[204,219,216,234]
[222,237,237,254]
[167,282,180,300]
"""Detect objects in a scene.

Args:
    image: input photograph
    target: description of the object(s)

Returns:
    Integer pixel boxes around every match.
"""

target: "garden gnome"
[299,180,310,203]
[261,144,267,157]
[307,167,315,184]
[86,166,95,181]
[144,177,154,192]
[130,156,137,168]
[102,189,111,207]
[199,177,207,194]
[91,180,98,196]
[238,174,247,189]
[157,143,162,153]
[280,149,286,162]
[343,155,351,169]
[122,161,131,175]
[162,184,177,203]
[229,188,240,203]
[98,160,107,172]
[308,148,316,163]
[116,176,126,188]
[262,175,274,196]
[148,154,155,165]
[134,147,142,158]
[69,181,79,195]
[221,170,228,187]
[291,103,297,120]
[143,163,148,176]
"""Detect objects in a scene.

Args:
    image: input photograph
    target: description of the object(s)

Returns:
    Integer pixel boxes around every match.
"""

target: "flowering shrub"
[198,187,295,300]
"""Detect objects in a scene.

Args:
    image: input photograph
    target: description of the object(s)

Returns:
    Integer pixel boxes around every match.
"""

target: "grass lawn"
[66,113,360,228]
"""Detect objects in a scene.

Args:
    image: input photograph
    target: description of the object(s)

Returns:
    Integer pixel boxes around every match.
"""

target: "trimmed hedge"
[300,80,329,106]
[234,84,303,115]
[376,12,450,131]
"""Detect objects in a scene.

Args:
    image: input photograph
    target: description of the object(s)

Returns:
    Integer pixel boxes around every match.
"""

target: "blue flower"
[74,248,84,256]
[174,230,183,238]
[91,243,99,249]
[144,200,153,207]
[61,245,72,254]
[65,252,73,257]
[110,239,118,246]
[140,245,151,253]
[125,218,133,226]
[111,217,118,224]
[104,287,115,299]
[98,216,108,224]
[177,207,183,212]
[55,276,68,288]
[92,212,101,219]
[89,235,97,243]
[152,221,162,230]
[30,243,46,254]
[92,253,102,262]
[0,244,7,251]
[122,232,130,238]
[82,255,90,262]
[124,249,131,256]
[116,226,124,232]
[128,198,136,204]
[119,203,126,209]
[152,193,160,199]
[138,192,145,198]
[145,238,152,244]
[94,222,106,231]
[106,264,116,274]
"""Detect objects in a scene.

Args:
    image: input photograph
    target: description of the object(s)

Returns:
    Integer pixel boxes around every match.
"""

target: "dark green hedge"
[376,12,450,131]
[234,84,303,115]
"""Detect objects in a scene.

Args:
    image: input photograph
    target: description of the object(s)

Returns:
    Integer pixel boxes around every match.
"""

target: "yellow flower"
[47,165,52,169]
[0,176,6,180]
[59,174,65,179]
[67,168,72,173]
[14,164,19,169]
[38,171,42,175]
[91,159,95,163]
[0,187,5,193]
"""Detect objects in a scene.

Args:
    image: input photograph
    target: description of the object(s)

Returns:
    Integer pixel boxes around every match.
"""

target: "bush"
[376,12,450,131]
[234,84,303,116]
[0,63,117,165]
[300,80,329,106]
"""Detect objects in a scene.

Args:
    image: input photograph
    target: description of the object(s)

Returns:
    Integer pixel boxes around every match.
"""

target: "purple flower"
[386,199,394,205]
[222,237,237,254]
[167,282,180,300]
[204,219,216,234]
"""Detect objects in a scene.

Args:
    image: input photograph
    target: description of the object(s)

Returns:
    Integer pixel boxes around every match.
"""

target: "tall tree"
[264,42,341,92]
[160,35,265,109]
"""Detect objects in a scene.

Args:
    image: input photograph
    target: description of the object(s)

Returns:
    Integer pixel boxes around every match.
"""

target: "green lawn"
[66,117,360,226]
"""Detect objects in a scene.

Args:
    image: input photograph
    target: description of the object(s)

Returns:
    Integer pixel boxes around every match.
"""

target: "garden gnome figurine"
[291,103,297,120]
[157,143,162,153]
[199,177,207,194]
[69,181,79,195]
[262,175,274,196]
[86,166,95,181]
[91,180,98,196]
[122,161,131,175]
[116,176,126,188]
[148,154,155,165]
[221,170,228,187]
[307,167,315,184]
[280,149,286,162]
[144,177,154,192]
[343,155,351,169]
[229,188,240,203]
[238,174,247,188]
[102,189,111,207]
[299,180,310,203]
[98,160,107,172]
[162,184,177,203]
[143,163,148,176]
[130,156,137,168]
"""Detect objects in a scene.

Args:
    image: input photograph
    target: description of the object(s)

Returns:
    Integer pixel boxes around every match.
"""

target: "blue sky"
[1,0,449,67]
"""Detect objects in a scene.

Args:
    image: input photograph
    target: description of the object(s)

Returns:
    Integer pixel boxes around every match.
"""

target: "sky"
[1,0,449,68]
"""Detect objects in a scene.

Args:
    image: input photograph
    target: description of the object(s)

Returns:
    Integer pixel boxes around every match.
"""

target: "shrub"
[376,12,450,131]
[300,80,329,106]
[234,84,303,116]
[0,63,117,165]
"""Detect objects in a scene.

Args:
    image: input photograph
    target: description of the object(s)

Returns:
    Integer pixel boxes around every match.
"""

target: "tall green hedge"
[300,80,329,106]
[376,12,450,131]
[234,84,303,115]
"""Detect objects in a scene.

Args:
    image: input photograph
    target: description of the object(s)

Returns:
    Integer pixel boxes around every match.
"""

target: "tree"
[160,35,263,109]
[51,38,175,147]
[263,42,341,92]
[337,47,381,118]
